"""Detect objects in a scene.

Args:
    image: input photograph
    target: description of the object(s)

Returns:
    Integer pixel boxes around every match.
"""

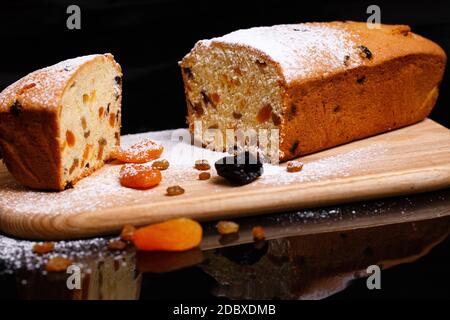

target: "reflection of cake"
[181,22,446,160]
[0,54,122,190]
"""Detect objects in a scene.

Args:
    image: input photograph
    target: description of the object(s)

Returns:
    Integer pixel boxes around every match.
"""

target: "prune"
[215,151,263,185]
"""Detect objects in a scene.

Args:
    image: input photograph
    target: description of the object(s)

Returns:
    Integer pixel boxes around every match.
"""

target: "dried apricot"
[132,218,203,251]
[119,164,162,189]
[32,242,55,254]
[111,138,164,163]
[45,256,73,272]
[252,226,265,241]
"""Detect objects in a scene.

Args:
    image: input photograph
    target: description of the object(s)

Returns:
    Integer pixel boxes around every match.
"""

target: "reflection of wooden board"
[1,119,450,240]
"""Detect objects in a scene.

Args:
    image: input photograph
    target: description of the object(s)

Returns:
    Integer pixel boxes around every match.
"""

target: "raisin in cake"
[180,21,446,161]
[0,54,122,190]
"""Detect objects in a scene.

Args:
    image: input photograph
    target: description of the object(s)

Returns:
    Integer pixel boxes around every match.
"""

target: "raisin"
[290,141,299,154]
[66,130,75,147]
[357,75,366,84]
[83,94,90,104]
[215,151,263,185]
[99,106,105,118]
[198,172,211,180]
[85,163,90,169]
[183,67,194,79]
[152,159,169,170]
[107,103,110,115]
[333,105,341,113]
[257,104,272,123]
[232,111,242,119]
[288,104,297,120]
[287,161,304,172]
[32,242,55,254]
[45,256,73,272]
[115,76,122,85]
[216,221,239,235]
[255,60,267,68]
[108,239,127,251]
[81,117,87,130]
[343,55,351,66]
[10,100,22,116]
[120,224,136,241]
[166,185,185,196]
[200,90,211,105]
[64,181,74,190]
[84,130,91,138]
[357,45,373,60]
[194,159,210,171]
[252,226,265,241]
[109,112,116,127]
[271,112,282,126]
[192,102,204,116]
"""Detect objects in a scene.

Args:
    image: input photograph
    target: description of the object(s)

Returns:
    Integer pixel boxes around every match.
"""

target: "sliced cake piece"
[180,21,446,161]
[0,54,122,190]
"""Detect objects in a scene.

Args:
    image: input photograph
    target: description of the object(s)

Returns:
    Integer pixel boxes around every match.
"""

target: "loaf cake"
[0,54,122,190]
[180,21,446,161]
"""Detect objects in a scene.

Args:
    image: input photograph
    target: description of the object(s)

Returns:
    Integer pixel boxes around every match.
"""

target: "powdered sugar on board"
[200,22,362,82]
[0,128,387,218]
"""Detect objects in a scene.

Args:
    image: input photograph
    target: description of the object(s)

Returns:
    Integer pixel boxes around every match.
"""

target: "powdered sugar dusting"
[201,22,362,82]
[0,54,106,111]
[0,129,387,223]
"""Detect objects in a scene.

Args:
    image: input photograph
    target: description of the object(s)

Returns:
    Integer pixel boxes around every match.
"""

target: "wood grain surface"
[1,119,450,240]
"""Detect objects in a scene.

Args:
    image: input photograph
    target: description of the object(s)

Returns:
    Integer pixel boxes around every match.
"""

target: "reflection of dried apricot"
[119,164,162,189]
[111,138,163,163]
[133,218,202,252]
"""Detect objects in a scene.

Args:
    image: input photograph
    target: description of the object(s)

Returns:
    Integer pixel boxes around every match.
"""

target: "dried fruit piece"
[357,45,373,60]
[194,159,210,171]
[252,226,265,241]
[215,151,263,185]
[109,113,116,127]
[97,138,107,160]
[132,218,203,251]
[290,141,299,154]
[271,112,282,126]
[166,185,185,196]
[120,224,136,241]
[32,242,55,254]
[119,164,162,189]
[45,256,73,272]
[198,172,211,180]
[108,239,127,251]
[216,221,239,235]
[287,161,304,173]
[210,92,220,104]
[256,103,273,123]
[66,130,75,147]
[111,138,164,163]
[98,106,105,118]
[232,111,242,119]
[152,159,170,170]
[10,100,22,116]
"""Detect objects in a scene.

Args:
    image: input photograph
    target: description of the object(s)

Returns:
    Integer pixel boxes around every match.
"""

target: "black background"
[0,0,450,134]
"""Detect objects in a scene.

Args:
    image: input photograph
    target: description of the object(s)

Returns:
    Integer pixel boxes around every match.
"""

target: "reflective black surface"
[1,188,449,300]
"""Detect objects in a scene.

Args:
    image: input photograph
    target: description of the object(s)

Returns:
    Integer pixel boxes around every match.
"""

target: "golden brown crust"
[0,54,122,190]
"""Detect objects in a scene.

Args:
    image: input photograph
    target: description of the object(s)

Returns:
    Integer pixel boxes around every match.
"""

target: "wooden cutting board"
[1,119,450,240]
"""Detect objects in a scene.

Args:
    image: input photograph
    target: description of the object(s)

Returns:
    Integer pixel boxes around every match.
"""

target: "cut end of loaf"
[60,56,122,189]
[181,42,285,160]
